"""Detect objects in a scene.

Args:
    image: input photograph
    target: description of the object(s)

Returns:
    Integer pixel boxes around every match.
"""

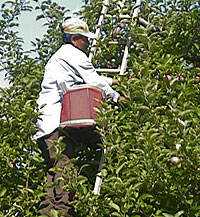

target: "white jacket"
[34,44,119,139]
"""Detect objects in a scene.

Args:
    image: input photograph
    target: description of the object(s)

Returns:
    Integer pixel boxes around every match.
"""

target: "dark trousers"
[37,129,77,217]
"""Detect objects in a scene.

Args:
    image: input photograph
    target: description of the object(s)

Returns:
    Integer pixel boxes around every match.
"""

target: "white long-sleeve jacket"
[34,44,119,139]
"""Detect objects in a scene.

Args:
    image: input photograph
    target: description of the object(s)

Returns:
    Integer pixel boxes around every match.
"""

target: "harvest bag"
[60,85,103,144]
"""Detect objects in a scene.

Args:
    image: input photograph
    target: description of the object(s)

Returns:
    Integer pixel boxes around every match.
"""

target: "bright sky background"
[0,0,83,87]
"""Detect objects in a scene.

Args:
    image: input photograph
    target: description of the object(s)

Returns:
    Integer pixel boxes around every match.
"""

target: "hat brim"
[80,32,97,39]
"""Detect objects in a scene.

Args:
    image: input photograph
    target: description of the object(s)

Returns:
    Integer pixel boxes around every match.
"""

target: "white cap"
[62,18,96,39]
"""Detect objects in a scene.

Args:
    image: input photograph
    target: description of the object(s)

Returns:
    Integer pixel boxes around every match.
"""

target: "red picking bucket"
[60,85,103,145]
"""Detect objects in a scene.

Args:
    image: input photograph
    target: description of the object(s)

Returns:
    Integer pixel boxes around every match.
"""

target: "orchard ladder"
[92,0,142,195]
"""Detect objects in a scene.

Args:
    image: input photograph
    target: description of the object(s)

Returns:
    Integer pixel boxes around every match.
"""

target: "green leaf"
[175,211,184,217]
[133,182,143,190]
[116,162,126,175]
[0,187,6,197]
[111,212,121,216]
[194,43,199,50]
[109,201,120,212]
[50,209,59,217]
[32,153,44,163]
[162,213,174,217]
[138,193,153,201]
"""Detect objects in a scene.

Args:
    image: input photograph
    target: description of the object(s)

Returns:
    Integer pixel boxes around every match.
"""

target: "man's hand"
[119,95,130,101]
[112,79,119,85]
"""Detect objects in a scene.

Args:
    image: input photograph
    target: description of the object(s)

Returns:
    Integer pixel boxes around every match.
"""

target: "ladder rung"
[104,14,150,27]
[108,41,119,45]
[105,14,131,19]
[108,41,127,45]
[96,68,120,73]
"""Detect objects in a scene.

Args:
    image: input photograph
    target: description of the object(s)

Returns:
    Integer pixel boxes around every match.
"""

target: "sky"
[0,0,83,87]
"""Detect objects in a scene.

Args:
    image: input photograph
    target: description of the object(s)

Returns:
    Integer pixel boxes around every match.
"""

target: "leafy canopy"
[0,0,200,216]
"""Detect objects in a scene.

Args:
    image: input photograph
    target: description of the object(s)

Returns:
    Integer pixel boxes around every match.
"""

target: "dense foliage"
[0,0,200,216]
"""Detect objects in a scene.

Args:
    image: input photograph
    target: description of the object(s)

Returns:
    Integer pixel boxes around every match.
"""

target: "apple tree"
[0,0,200,217]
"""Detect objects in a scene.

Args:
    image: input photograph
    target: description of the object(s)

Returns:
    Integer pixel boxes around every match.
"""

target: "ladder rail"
[89,0,110,61]
[132,0,142,21]
[92,0,142,196]
[120,0,142,75]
